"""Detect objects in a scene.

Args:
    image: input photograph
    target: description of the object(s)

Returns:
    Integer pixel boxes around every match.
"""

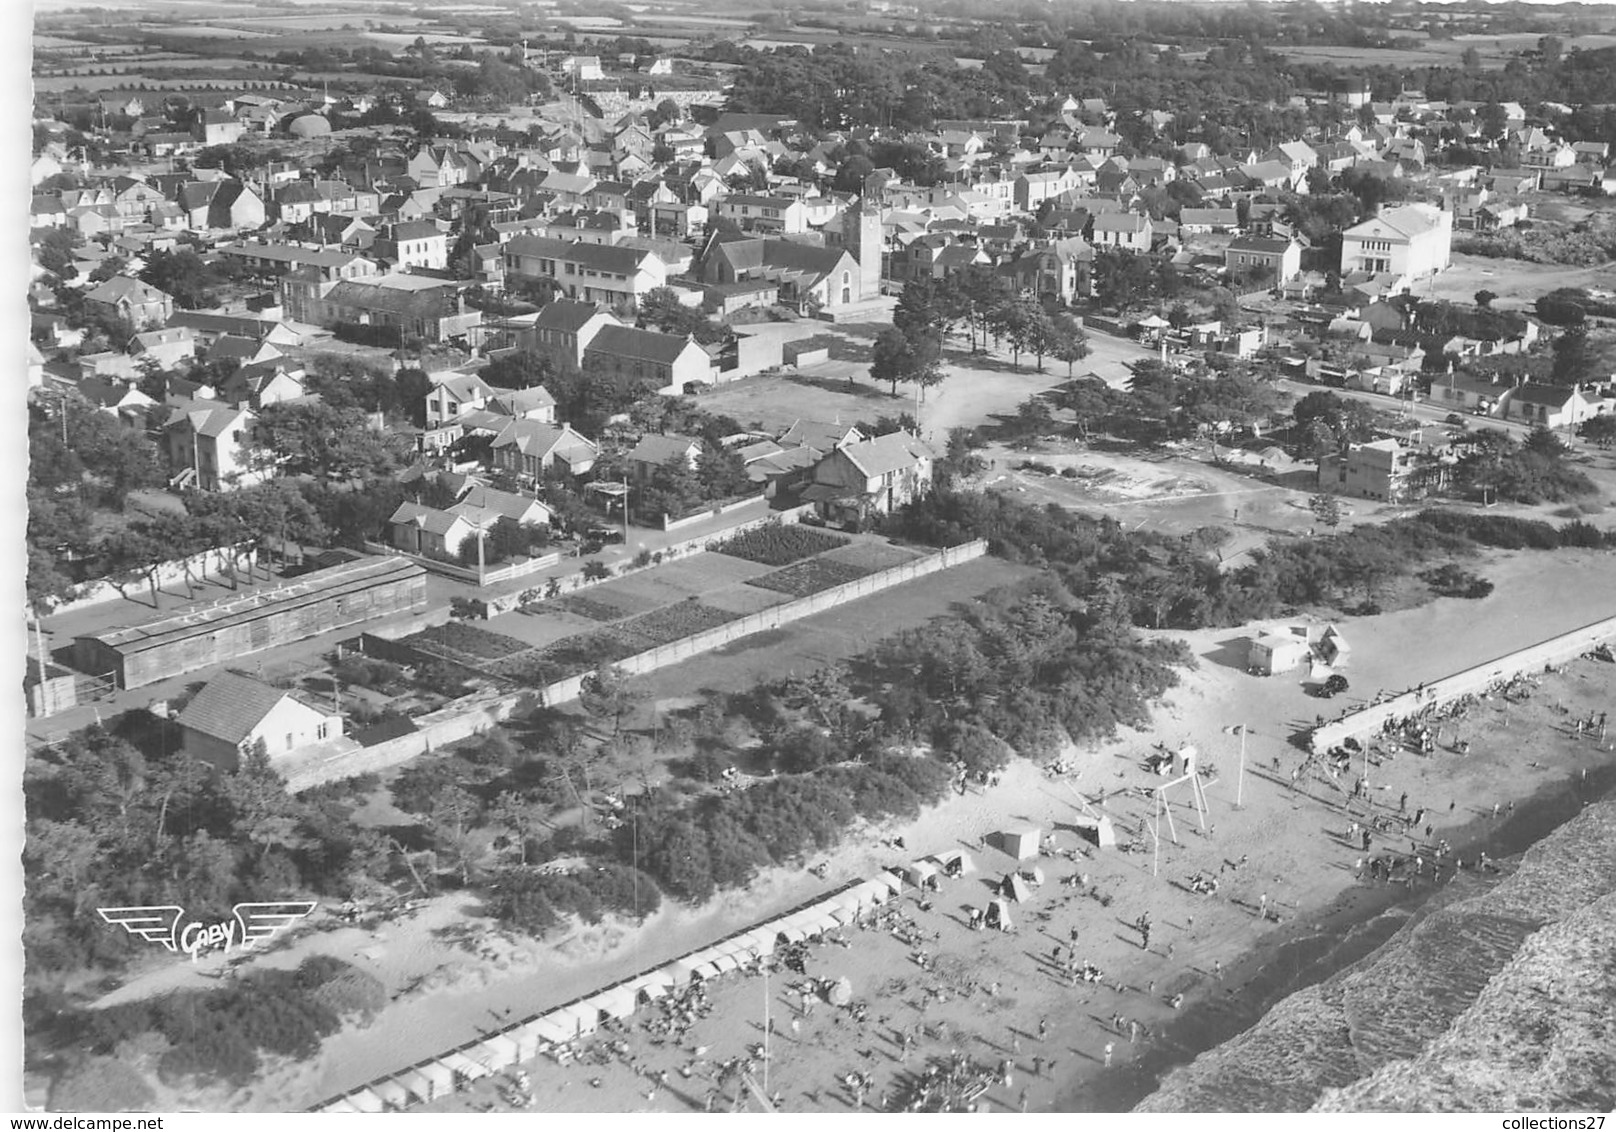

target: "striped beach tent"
[441,1050,493,1083]
[369,1078,413,1111]
[395,1067,437,1104]
[531,1014,577,1045]
[344,1089,385,1114]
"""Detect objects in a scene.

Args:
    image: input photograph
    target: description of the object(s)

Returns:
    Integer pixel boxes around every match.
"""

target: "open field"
[697,315,1152,449]
[1422,253,1616,311]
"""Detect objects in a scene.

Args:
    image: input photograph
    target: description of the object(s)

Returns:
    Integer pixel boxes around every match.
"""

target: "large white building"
[1339,203,1452,279]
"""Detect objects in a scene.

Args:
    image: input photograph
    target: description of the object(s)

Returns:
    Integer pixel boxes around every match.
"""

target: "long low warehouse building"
[74,556,429,689]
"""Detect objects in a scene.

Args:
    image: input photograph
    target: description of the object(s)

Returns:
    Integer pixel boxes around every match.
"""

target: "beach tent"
[902,860,941,888]
[869,871,903,898]
[1318,624,1350,666]
[396,1067,438,1104]
[631,970,676,1002]
[1000,872,1033,903]
[739,928,777,957]
[370,1078,414,1111]
[414,1060,457,1099]
[589,985,639,1021]
[1022,865,1046,887]
[480,1032,524,1065]
[983,898,1013,931]
[345,1090,385,1114]
[1073,814,1118,849]
[999,827,1041,860]
[548,1005,596,1038]
[442,1050,493,1083]
[934,849,975,877]
[1137,314,1170,330]
[531,1015,577,1046]
[712,952,742,974]
[662,958,700,985]
[774,920,809,944]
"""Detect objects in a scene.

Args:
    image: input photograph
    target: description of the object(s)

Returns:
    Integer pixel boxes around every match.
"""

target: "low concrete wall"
[287,540,987,791]
[47,544,255,615]
[662,493,769,533]
[362,541,563,586]
[1308,613,1616,754]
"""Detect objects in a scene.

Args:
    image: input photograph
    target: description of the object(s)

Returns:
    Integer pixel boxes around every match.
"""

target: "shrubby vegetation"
[71,957,378,1088]
[882,489,1616,631]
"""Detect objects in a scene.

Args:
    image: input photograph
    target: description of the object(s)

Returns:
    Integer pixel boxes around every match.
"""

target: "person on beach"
[1399,792,1407,814]
[1129,1019,1140,1044]
[1103,1042,1114,1067]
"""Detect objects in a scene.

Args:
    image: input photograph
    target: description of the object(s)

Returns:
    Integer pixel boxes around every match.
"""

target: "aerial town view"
[15,0,1616,1116]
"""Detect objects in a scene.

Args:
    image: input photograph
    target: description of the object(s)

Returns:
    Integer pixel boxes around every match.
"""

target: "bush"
[1420,563,1494,599]
[49,1056,156,1112]
[489,861,661,936]
[332,656,403,690]
[775,725,839,773]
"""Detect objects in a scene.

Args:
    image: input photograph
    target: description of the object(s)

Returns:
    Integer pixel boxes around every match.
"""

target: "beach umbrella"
[828,976,853,1006]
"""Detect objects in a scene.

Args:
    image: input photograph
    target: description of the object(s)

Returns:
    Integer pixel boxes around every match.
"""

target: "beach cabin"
[998,827,1042,860]
[1247,625,1312,675]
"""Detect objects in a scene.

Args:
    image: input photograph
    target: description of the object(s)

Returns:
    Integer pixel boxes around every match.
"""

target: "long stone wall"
[284,540,988,792]
[1308,613,1616,754]
[47,544,256,616]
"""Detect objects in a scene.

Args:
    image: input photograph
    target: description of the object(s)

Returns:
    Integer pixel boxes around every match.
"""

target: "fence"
[465,504,817,619]
[661,493,769,533]
[46,543,256,616]
[362,541,563,587]
[1308,613,1616,754]
[284,540,988,792]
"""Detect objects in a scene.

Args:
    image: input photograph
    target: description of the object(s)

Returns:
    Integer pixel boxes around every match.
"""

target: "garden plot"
[401,623,530,669]
[709,524,849,566]
[747,558,873,597]
[819,539,927,572]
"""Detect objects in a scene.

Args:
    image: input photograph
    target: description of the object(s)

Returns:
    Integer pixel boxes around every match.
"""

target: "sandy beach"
[86,545,1616,1113]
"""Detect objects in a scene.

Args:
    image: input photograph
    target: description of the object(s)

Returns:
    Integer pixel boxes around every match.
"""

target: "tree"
[140,249,228,310]
[579,664,644,738]
[1050,317,1091,376]
[479,349,555,390]
[1308,491,1344,532]
[1578,416,1616,449]
[1474,289,1497,309]
[250,402,408,484]
[870,326,935,396]
[1551,325,1591,384]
